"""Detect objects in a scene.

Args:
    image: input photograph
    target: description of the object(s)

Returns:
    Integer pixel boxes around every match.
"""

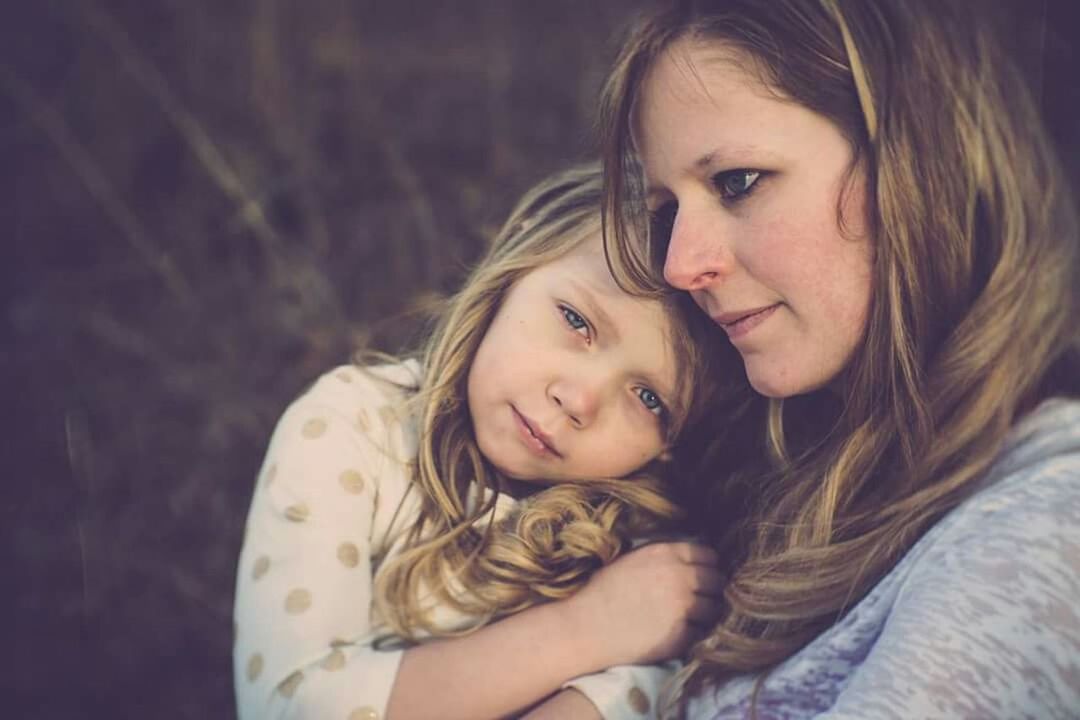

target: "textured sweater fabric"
[688,398,1080,719]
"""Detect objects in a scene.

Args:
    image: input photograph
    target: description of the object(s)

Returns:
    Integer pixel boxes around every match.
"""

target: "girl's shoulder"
[300,358,422,411]
[294,358,421,423]
[281,358,424,465]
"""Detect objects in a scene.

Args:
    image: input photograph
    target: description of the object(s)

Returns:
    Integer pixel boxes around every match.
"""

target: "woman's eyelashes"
[649,202,677,246]
[648,169,764,243]
[713,169,763,201]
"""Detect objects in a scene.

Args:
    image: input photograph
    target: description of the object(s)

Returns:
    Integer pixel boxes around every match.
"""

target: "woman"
[600,0,1080,717]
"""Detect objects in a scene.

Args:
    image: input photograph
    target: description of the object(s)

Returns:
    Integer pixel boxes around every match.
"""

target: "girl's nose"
[548,377,600,428]
[662,212,734,291]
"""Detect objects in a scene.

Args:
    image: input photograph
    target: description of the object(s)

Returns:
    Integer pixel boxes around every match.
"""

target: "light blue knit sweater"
[688,398,1080,719]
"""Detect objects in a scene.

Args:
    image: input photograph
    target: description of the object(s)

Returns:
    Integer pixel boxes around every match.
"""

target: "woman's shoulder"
[965,396,1080,513]
[916,397,1080,559]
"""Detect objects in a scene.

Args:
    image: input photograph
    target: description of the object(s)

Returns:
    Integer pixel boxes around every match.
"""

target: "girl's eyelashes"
[559,305,591,340]
[636,387,666,418]
[713,169,762,201]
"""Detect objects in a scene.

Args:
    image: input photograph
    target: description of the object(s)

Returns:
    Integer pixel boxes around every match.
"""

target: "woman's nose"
[662,212,733,291]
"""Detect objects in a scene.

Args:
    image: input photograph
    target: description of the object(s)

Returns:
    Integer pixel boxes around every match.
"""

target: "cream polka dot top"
[233,362,673,719]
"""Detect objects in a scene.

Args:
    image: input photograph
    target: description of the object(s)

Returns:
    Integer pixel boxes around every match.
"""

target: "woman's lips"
[713,304,780,339]
[511,406,560,457]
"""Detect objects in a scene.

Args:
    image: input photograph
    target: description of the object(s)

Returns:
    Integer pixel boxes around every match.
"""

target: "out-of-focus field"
[3,2,1076,718]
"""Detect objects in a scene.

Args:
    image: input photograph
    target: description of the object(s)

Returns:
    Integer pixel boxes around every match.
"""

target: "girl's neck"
[499,477,544,500]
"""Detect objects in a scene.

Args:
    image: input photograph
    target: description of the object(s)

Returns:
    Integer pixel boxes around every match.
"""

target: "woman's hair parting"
[372,163,729,639]
[599,0,1080,702]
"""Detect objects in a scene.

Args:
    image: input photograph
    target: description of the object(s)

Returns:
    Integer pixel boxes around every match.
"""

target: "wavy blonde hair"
[598,0,1080,704]
[372,163,733,639]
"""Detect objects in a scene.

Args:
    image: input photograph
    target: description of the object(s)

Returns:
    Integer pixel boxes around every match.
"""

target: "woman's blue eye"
[714,169,761,200]
[636,387,664,416]
[561,306,589,335]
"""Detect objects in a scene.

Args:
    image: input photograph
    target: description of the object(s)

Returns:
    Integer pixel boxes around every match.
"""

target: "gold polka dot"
[356,410,371,432]
[320,648,346,671]
[246,653,264,682]
[377,406,396,427]
[285,588,312,614]
[252,555,270,580]
[284,503,310,522]
[329,637,352,648]
[337,542,360,568]
[336,370,353,383]
[348,707,379,720]
[278,670,304,698]
[264,463,277,487]
[302,418,327,438]
[339,469,365,495]
[627,686,649,714]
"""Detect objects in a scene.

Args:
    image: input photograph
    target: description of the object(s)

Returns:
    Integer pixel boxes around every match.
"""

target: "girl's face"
[634,40,873,398]
[467,232,681,483]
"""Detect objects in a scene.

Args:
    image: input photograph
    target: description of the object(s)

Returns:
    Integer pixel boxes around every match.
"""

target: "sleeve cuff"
[563,662,678,720]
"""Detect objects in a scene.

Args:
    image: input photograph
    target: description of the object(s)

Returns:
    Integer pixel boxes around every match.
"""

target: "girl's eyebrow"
[566,278,621,345]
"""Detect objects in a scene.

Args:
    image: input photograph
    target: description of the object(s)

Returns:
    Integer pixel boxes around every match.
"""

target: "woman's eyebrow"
[645,144,782,194]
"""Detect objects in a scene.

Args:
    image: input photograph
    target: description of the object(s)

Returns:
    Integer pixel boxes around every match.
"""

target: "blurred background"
[3,1,1076,718]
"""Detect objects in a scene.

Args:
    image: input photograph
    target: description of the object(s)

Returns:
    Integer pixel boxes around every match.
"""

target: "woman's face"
[634,40,873,398]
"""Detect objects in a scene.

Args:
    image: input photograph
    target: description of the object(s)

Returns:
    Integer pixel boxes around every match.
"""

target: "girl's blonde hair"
[599,0,1080,701]
[373,163,732,638]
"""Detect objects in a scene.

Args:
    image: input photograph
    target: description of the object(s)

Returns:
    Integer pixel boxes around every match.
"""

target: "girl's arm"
[387,542,720,720]
[234,365,419,719]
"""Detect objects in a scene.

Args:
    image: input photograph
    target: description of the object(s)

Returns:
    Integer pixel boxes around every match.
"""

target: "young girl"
[233,164,734,720]
[599,0,1080,717]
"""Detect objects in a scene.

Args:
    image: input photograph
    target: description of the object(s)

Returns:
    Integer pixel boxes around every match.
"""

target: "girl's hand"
[562,541,723,668]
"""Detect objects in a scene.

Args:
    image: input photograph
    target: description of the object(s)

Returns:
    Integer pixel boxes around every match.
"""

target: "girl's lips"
[714,304,780,339]
[511,406,561,458]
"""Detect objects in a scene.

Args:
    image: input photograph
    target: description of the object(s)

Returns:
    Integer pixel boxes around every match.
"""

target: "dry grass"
[5,2,644,717]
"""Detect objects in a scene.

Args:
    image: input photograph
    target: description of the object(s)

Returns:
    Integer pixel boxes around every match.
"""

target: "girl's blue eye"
[560,306,589,336]
[636,387,664,416]
[714,169,761,200]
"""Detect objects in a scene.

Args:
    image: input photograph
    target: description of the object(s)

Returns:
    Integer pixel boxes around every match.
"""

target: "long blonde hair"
[599,0,1080,700]
[373,163,732,639]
